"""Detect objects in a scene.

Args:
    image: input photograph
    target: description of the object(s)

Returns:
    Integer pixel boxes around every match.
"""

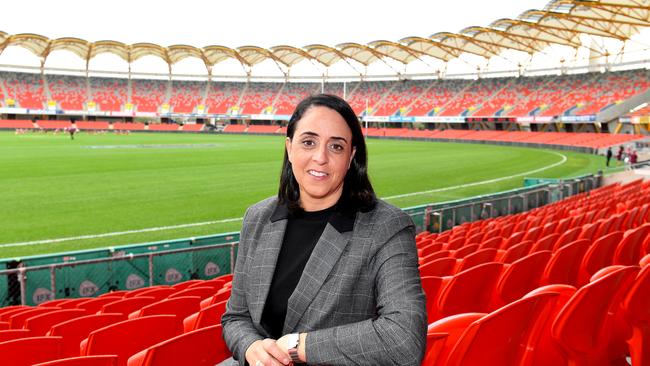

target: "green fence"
[0,174,601,306]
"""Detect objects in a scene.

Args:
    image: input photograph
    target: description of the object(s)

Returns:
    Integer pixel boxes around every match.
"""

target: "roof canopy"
[1,0,648,72]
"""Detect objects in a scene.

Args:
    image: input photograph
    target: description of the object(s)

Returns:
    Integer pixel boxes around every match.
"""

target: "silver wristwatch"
[287,333,302,363]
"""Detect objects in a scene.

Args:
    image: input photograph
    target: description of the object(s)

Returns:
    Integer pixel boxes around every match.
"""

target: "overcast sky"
[3,0,548,48]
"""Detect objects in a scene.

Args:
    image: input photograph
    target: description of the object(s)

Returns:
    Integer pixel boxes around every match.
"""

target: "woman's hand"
[245,339,291,366]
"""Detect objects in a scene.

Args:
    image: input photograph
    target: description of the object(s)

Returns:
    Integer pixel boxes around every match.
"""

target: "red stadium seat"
[436,262,503,319]
[23,309,87,335]
[492,251,552,309]
[127,324,230,366]
[442,292,559,366]
[0,336,63,366]
[614,224,650,265]
[419,257,458,277]
[80,315,181,366]
[578,231,624,286]
[128,296,201,320]
[426,313,485,366]
[542,239,591,286]
[551,266,639,365]
[33,355,119,366]
[182,300,227,332]
[621,265,650,366]
[0,329,33,342]
[47,313,125,358]
[99,297,158,316]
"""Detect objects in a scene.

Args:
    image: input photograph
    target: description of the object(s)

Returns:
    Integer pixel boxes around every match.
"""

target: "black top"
[260,205,336,339]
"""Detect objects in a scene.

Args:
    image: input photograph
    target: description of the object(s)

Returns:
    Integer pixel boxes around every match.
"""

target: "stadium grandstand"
[2,0,650,365]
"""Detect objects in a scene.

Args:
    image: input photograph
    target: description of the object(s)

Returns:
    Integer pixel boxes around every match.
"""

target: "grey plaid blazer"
[221,197,427,365]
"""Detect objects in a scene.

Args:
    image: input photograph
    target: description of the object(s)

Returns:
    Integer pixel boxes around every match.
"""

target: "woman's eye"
[302,140,315,147]
[329,144,344,152]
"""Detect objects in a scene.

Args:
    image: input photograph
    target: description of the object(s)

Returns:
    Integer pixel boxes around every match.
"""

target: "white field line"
[0,152,567,248]
[383,151,568,200]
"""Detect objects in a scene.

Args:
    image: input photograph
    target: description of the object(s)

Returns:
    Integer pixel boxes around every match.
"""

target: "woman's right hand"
[245,339,292,366]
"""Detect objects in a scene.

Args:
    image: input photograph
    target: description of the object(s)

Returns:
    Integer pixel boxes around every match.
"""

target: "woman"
[221,94,427,366]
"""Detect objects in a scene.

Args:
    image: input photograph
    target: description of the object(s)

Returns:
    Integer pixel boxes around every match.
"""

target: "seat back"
[126,324,230,366]
[438,262,503,317]
[129,296,201,319]
[81,315,181,366]
[445,292,559,366]
[543,239,591,286]
[23,309,87,335]
[0,329,32,342]
[494,251,552,308]
[551,266,638,358]
[48,313,125,358]
[457,248,498,272]
[420,257,457,277]
[427,313,485,366]
[182,300,227,332]
[531,233,559,253]
[100,297,157,316]
[0,336,63,366]
[499,240,533,264]
[166,287,215,300]
[579,231,624,285]
[33,355,119,366]
[614,224,650,265]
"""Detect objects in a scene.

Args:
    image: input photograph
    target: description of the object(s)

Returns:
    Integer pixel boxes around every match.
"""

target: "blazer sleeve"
[221,207,264,366]
[305,217,428,365]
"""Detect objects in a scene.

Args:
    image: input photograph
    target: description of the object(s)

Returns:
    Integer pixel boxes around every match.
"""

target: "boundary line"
[0,151,568,248]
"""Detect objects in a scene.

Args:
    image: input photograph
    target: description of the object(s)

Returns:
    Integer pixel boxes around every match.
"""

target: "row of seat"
[0,275,234,366]
[2,68,650,116]
[423,263,649,366]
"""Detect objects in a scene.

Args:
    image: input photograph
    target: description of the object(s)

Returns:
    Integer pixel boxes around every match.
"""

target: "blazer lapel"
[283,222,353,333]
[250,217,286,327]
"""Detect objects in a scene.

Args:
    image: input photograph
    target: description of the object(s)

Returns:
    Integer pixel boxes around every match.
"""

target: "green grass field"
[0,131,606,258]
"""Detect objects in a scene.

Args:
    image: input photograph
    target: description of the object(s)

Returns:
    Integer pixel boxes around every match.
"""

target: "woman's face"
[286,106,356,211]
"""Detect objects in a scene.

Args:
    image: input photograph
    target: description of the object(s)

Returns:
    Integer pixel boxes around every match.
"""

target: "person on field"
[606,147,613,167]
[221,94,427,366]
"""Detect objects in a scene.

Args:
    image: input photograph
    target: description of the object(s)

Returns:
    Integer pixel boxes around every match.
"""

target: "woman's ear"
[285,137,293,163]
[348,147,356,169]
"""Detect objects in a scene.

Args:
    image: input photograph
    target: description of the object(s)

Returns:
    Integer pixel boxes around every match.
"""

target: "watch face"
[288,333,300,349]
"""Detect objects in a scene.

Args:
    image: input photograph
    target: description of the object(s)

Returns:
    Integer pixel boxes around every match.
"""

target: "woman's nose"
[313,145,328,164]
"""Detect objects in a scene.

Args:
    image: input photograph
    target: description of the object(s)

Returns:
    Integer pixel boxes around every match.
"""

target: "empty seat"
[7,307,61,329]
[75,297,122,314]
[182,300,227,332]
[578,231,624,286]
[0,329,33,342]
[23,309,87,335]
[0,336,63,366]
[492,251,552,309]
[543,239,591,287]
[128,296,201,320]
[166,287,215,300]
[99,297,157,316]
[33,355,119,366]
[426,313,485,366]
[456,248,498,272]
[48,313,125,358]
[420,276,445,324]
[614,224,650,265]
[499,240,533,264]
[442,292,559,366]
[420,257,458,277]
[81,315,181,366]
[436,262,503,319]
[551,266,639,365]
[127,324,230,366]
[621,265,650,366]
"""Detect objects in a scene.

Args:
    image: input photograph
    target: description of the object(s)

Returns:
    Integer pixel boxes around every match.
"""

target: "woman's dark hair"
[278,94,376,212]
